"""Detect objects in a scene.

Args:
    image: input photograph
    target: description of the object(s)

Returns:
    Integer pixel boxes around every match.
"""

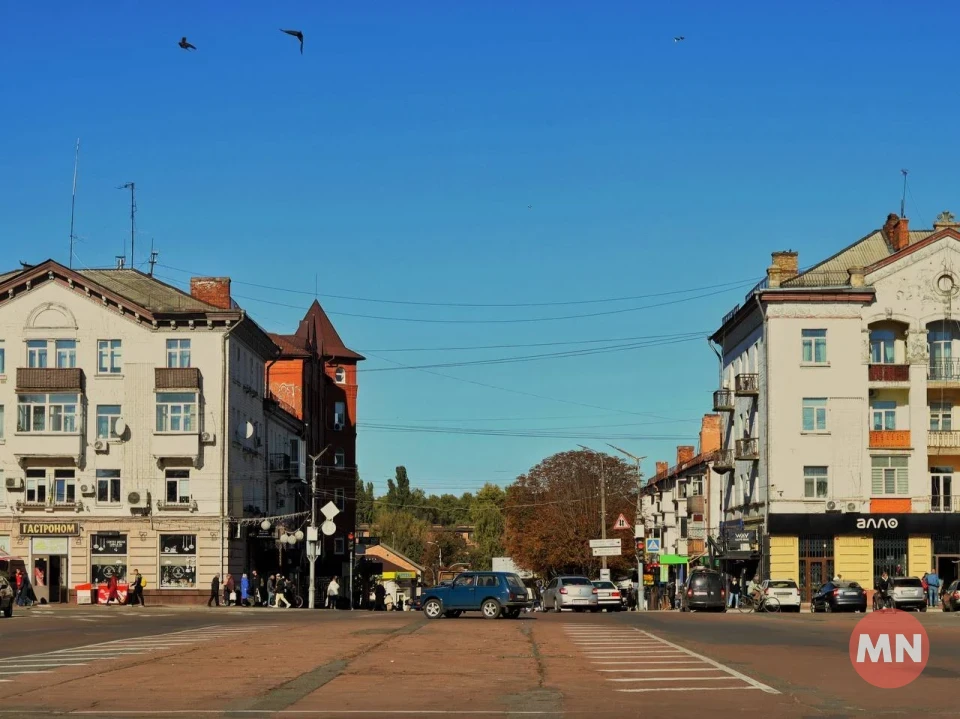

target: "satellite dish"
[114,419,127,437]
[321,520,336,536]
[245,421,255,439]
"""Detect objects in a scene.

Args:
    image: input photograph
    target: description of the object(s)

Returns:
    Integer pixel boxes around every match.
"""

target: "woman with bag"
[224,574,235,606]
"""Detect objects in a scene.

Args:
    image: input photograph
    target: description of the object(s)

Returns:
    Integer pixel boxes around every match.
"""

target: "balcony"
[155,367,201,390]
[713,448,735,472]
[868,364,910,383]
[868,430,911,449]
[156,498,197,512]
[931,495,960,513]
[929,430,960,451]
[16,368,84,392]
[686,538,706,555]
[928,359,960,385]
[269,453,292,472]
[152,433,201,466]
[713,389,735,412]
[735,437,759,461]
[13,433,84,465]
[687,494,705,515]
[735,373,759,396]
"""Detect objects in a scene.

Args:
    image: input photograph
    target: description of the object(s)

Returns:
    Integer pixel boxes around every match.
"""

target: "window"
[25,469,47,504]
[165,470,190,504]
[931,468,953,512]
[334,487,345,511]
[53,469,76,504]
[26,340,47,368]
[931,402,953,431]
[873,536,907,579]
[334,367,346,384]
[334,401,346,429]
[0,340,5,374]
[871,456,908,495]
[159,535,197,588]
[678,482,688,499]
[691,477,703,496]
[680,517,688,539]
[801,329,827,364]
[804,466,829,498]
[91,534,127,584]
[17,393,79,433]
[871,401,896,431]
[870,330,895,364]
[156,392,197,432]
[802,398,827,432]
[289,438,300,466]
[96,405,122,439]
[55,340,76,368]
[98,340,122,374]
[165,339,191,368]
[334,537,345,555]
[96,470,122,504]
[334,448,345,468]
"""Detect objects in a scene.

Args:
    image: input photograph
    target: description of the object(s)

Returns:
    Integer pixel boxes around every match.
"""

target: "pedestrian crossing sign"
[645,538,661,553]
[613,513,630,530]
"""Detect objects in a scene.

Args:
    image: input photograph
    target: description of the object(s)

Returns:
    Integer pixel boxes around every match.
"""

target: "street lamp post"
[608,444,647,612]
[426,541,442,584]
[307,446,332,610]
[578,445,607,571]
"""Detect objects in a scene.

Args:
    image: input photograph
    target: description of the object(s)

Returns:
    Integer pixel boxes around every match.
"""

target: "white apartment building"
[710,211,960,602]
[0,260,281,603]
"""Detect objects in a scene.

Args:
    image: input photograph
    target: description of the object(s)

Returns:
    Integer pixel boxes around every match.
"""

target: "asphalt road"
[0,605,955,717]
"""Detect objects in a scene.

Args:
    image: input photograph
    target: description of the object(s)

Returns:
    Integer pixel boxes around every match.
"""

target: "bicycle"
[873,591,894,611]
[738,591,780,613]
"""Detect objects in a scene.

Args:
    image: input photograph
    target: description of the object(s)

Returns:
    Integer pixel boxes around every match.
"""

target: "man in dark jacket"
[208,573,220,607]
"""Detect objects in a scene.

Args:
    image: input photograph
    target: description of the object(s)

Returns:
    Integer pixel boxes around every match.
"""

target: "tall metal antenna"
[118,182,136,266]
[900,169,908,218]
[68,139,80,269]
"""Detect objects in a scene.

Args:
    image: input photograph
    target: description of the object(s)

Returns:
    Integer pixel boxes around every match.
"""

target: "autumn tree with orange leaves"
[503,449,638,577]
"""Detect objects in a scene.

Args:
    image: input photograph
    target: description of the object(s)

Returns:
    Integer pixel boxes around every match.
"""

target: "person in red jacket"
[106,574,120,605]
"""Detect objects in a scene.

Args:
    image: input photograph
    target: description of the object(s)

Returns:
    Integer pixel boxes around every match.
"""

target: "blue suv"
[421,571,531,619]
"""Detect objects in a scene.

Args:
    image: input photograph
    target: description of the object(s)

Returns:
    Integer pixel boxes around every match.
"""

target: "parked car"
[811,580,866,613]
[591,580,622,612]
[542,576,599,612]
[0,575,12,618]
[420,571,532,620]
[941,579,960,612]
[889,577,926,611]
[761,579,801,612]
[680,569,726,612]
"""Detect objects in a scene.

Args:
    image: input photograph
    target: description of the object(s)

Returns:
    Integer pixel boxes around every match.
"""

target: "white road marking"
[608,676,739,682]
[618,686,762,693]
[599,668,725,673]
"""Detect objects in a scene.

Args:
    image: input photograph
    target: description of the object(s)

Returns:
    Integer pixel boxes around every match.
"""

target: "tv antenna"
[68,139,80,269]
[118,182,136,266]
[900,169,908,219]
[148,239,159,276]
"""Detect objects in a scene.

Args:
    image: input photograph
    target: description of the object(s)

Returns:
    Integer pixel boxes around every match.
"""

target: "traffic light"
[348,532,355,543]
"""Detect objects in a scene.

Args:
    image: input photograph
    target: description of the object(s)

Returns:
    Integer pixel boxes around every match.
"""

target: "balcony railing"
[868,364,910,382]
[928,359,960,383]
[713,448,735,472]
[735,437,759,461]
[16,368,84,392]
[713,389,735,412]
[269,453,292,472]
[155,367,201,390]
[931,495,960,513]
[929,430,960,450]
[735,373,759,396]
[868,430,911,449]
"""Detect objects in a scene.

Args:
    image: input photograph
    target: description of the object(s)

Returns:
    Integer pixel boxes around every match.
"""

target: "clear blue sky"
[4,2,959,495]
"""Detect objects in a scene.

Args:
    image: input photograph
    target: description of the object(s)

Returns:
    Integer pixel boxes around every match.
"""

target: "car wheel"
[505,608,521,619]
[554,599,562,613]
[423,599,443,619]
[481,599,501,620]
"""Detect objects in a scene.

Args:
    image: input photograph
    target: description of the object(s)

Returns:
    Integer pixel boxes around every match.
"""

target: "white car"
[591,580,622,611]
[761,579,801,612]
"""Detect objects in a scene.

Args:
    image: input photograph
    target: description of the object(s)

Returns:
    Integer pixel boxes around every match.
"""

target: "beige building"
[0,260,280,603]
[710,211,960,602]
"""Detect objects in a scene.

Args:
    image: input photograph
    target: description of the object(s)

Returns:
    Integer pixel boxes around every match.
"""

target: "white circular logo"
[888,518,899,529]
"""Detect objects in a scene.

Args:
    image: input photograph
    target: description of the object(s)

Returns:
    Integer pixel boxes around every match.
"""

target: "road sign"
[635,524,644,539]
[321,501,340,520]
[321,520,337,536]
[600,569,611,581]
[613,513,630,530]
[589,538,621,549]
[306,540,318,560]
[645,538,661,553]
[592,545,622,557]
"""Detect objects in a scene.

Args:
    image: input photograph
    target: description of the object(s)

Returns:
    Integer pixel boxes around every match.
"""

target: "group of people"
[726,575,763,608]
[875,566,944,607]
[208,572,343,608]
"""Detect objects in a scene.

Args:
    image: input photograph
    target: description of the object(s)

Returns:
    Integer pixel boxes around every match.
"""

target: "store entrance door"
[937,555,960,590]
[33,555,68,603]
[800,559,830,603]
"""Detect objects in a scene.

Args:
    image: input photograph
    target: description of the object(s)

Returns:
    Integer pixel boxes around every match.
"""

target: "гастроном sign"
[20,522,80,536]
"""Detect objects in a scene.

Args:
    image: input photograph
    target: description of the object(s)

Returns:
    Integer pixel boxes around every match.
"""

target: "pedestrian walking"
[326,576,340,609]
[267,575,276,607]
[240,574,250,607]
[128,569,145,606]
[728,576,740,609]
[208,573,220,607]
[105,573,120,605]
[251,570,261,606]
[374,581,386,611]
[274,577,291,608]
[925,567,940,607]
[224,574,235,606]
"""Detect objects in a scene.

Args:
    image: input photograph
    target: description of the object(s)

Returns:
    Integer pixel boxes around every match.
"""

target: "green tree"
[385,466,412,509]
[355,476,375,525]
[469,483,506,570]
[370,508,430,562]
[421,529,468,584]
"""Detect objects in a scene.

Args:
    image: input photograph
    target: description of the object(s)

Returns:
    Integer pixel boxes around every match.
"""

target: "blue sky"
[4,2,960,495]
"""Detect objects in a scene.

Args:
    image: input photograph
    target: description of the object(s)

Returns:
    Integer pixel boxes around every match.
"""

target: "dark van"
[681,569,726,612]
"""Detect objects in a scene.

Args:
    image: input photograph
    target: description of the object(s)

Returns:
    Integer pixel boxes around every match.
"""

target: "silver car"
[542,575,599,612]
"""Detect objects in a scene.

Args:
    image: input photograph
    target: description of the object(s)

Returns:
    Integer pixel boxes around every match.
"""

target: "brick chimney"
[766,251,798,288]
[676,445,695,466]
[655,461,668,477]
[699,414,721,454]
[883,213,910,252]
[190,277,232,310]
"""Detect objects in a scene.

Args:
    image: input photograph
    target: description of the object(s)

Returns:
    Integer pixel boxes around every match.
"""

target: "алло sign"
[20,522,80,537]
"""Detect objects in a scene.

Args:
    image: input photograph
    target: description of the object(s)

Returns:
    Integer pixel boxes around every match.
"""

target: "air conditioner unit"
[80,484,95,496]
[93,439,108,452]
[5,477,23,491]
[825,500,841,512]
[127,490,148,508]
[843,500,861,513]
[200,431,215,444]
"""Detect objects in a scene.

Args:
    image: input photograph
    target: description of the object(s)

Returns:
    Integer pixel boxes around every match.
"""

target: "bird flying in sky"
[280,29,304,54]
[674,36,685,43]
[179,37,196,51]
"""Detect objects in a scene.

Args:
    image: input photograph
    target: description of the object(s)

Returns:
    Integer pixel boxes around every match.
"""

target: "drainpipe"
[220,314,242,584]
[754,294,770,580]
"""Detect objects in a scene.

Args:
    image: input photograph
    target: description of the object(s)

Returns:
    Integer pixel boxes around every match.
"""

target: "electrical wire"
[357,330,714,353]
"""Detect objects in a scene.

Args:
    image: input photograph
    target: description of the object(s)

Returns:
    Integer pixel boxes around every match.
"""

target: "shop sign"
[91,534,127,555]
[723,529,757,544]
[20,522,80,537]
[31,537,69,555]
[856,517,899,530]
[642,573,654,586]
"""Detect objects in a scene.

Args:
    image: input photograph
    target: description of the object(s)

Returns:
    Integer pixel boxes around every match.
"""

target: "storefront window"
[873,535,908,581]
[159,534,197,588]
[91,533,127,584]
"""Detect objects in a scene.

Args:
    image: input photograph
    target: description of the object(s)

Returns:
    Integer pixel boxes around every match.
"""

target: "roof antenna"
[148,239,159,276]
[118,181,136,266]
[900,169,908,218]
[69,139,80,269]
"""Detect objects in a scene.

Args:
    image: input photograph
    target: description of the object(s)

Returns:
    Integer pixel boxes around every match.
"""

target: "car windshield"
[768,581,797,589]
[561,577,592,585]
[592,581,617,589]
[894,578,923,588]
[506,575,525,589]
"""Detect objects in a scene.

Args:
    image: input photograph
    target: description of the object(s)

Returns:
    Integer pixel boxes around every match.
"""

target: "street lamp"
[578,445,608,571]
[607,444,647,612]
[307,446,332,610]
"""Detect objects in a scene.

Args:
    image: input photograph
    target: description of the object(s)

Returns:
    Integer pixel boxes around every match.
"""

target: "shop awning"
[659,554,688,565]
